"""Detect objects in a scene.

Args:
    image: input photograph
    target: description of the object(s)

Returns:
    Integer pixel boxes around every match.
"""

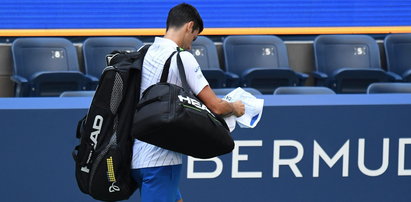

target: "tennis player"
[132,3,245,202]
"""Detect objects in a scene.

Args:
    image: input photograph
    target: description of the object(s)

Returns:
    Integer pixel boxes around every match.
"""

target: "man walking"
[132,3,245,202]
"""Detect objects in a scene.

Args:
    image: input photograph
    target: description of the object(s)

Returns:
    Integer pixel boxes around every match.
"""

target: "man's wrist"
[227,102,235,116]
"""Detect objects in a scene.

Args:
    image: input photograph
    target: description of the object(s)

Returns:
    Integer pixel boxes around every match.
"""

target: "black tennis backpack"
[72,45,149,201]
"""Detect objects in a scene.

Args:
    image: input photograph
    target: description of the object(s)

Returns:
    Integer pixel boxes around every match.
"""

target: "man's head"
[165,3,203,50]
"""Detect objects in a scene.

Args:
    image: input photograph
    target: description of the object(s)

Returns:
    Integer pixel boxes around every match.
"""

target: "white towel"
[222,87,264,132]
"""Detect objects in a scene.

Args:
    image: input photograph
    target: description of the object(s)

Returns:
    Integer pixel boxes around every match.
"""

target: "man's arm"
[197,85,244,117]
[178,52,244,117]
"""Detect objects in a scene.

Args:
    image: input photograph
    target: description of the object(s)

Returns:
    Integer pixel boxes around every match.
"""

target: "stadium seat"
[60,90,95,97]
[273,86,335,95]
[384,34,411,82]
[367,82,411,94]
[213,88,262,96]
[83,37,144,88]
[190,36,227,88]
[313,35,395,94]
[223,35,308,94]
[11,38,91,97]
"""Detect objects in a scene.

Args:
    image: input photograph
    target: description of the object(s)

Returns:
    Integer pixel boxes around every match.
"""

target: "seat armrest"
[84,75,99,83]
[386,71,402,81]
[10,75,28,84]
[224,72,240,87]
[201,69,227,88]
[312,71,328,79]
[402,69,411,79]
[224,72,239,80]
[11,75,29,97]
[311,71,329,87]
[295,72,309,85]
[84,75,100,90]
[295,72,309,80]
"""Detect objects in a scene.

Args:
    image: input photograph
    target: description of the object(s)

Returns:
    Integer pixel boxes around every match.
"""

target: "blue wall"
[1,94,411,201]
[1,0,411,29]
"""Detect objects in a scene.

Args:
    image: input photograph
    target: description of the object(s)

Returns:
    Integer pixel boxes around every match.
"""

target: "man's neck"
[164,30,183,48]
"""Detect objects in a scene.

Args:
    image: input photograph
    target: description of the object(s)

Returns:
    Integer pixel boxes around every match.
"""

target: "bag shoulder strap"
[159,47,190,91]
[130,45,151,103]
[175,49,190,91]
[160,51,178,82]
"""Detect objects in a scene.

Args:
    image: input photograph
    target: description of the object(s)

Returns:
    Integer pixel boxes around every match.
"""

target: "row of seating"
[11,37,144,96]
[60,82,411,97]
[195,34,411,94]
[272,83,411,94]
[10,34,411,96]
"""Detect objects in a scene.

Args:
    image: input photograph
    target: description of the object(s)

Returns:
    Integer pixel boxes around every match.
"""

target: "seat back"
[190,36,226,88]
[223,35,289,75]
[314,35,381,75]
[12,37,80,78]
[367,82,411,94]
[190,36,220,69]
[83,37,144,78]
[384,34,411,75]
[274,87,335,95]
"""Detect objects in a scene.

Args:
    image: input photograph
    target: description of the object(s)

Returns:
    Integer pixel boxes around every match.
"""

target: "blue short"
[132,165,182,202]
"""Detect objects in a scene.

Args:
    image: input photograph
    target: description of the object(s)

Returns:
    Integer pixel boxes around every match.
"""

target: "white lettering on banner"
[232,140,263,178]
[358,138,389,176]
[313,140,350,177]
[273,140,304,178]
[398,138,411,176]
[187,157,223,179]
[187,139,411,179]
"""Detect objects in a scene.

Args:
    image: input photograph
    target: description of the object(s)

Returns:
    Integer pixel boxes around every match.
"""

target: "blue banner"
[1,0,411,29]
[1,95,411,201]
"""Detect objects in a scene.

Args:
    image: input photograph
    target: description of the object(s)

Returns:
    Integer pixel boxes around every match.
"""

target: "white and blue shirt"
[132,37,209,169]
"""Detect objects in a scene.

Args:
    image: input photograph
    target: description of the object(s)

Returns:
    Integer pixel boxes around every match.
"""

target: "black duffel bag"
[132,49,234,159]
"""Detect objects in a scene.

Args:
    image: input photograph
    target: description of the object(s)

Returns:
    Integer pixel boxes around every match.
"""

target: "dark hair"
[166,3,204,33]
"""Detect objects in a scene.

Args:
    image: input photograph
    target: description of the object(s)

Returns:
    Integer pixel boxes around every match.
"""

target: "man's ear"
[187,21,195,33]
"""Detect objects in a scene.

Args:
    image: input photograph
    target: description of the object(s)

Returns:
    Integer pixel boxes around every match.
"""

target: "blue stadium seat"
[273,86,335,95]
[213,88,262,96]
[60,90,95,97]
[190,36,227,88]
[384,34,411,82]
[83,37,144,88]
[223,35,308,94]
[313,35,395,94]
[11,38,91,97]
[367,82,411,94]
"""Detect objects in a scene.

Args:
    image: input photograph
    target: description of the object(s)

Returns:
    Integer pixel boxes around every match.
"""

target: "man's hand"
[197,85,245,117]
[231,100,245,117]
